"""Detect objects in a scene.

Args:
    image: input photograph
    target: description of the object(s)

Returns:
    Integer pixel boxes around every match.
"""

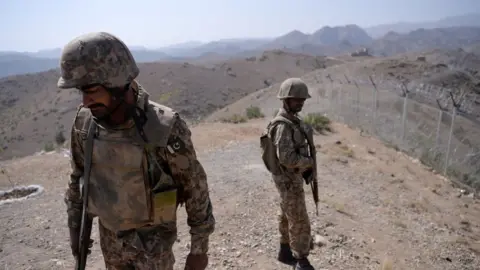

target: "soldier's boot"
[277,243,297,266]
[295,257,315,270]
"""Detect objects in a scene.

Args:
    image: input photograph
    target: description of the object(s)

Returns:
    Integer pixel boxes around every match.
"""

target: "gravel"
[0,124,479,270]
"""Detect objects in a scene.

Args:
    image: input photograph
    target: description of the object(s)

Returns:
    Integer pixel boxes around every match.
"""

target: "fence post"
[315,76,321,105]
[444,89,464,175]
[435,110,442,147]
[444,106,456,175]
[330,87,335,119]
[326,74,334,119]
[338,82,342,122]
[355,81,360,126]
[344,74,351,126]
[369,76,378,134]
[401,83,410,142]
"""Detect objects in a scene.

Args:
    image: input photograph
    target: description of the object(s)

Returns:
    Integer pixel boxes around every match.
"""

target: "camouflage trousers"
[272,173,312,259]
[98,219,177,270]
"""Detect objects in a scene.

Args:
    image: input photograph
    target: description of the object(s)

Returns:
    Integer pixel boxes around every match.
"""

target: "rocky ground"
[0,119,479,270]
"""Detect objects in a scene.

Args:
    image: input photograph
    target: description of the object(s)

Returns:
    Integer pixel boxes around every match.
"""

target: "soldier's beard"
[283,100,303,114]
[87,104,109,119]
[290,106,302,113]
[90,102,139,126]
[287,105,303,114]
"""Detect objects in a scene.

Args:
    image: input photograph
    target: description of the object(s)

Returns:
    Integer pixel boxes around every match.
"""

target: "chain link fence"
[301,71,480,192]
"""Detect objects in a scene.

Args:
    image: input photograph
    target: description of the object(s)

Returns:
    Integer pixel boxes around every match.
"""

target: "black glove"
[302,169,313,184]
[69,227,93,258]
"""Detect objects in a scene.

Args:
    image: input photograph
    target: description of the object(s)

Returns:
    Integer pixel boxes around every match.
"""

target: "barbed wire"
[305,71,480,193]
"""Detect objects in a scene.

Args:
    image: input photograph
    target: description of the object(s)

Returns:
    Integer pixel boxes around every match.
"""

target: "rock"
[314,234,328,247]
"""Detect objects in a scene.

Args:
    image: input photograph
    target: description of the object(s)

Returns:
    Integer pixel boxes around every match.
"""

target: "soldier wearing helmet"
[59,32,215,270]
[265,78,316,270]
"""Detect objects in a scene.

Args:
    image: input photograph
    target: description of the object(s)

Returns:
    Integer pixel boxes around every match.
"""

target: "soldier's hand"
[69,227,93,257]
[184,253,208,270]
[302,168,313,180]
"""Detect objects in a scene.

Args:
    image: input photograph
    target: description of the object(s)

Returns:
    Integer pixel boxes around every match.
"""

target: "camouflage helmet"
[277,77,311,100]
[57,32,139,89]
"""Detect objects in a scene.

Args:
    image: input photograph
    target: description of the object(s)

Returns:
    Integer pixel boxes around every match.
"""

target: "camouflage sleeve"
[63,124,84,229]
[272,123,313,170]
[165,116,215,255]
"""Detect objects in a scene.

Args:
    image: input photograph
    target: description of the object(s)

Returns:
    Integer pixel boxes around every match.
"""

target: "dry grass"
[320,197,353,217]
[220,114,248,124]
[380,257,394,270]
[338,144,355,158]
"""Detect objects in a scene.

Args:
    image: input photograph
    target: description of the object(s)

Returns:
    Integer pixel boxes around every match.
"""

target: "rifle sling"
[82,119,97,213]
[77,119,97,264]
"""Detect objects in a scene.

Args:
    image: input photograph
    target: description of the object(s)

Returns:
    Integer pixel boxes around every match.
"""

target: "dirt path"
[0,120,479,270]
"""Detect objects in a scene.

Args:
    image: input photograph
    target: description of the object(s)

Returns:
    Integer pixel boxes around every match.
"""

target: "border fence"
[302,71,480,193]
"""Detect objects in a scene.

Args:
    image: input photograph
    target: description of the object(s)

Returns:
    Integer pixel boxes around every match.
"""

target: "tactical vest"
[73,100,179,233]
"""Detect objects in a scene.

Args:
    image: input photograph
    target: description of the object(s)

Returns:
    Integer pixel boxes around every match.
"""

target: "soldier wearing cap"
[58,31,215,270]
[265,77,316,270]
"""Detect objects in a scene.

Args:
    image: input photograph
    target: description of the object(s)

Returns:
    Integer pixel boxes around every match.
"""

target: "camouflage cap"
[57,32,139,89]
[277,77,311,99]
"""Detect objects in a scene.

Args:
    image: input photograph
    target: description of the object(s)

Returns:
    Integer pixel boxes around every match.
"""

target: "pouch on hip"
[153,187,178,224]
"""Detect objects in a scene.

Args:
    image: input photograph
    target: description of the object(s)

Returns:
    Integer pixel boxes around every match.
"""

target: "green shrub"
[303,113,332,133]
[55,131,66,145]
[246,106,264,119]
[221,114,247,124]
[44,142,55,152]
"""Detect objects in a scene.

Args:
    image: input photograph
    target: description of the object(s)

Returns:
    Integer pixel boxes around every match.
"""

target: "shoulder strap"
[267,114,297,138]
[76,118,96,269]
[133,101,178,148]
[81,119,97,201]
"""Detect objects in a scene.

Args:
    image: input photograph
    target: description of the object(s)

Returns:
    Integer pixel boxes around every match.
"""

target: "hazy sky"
[0,0,478,52]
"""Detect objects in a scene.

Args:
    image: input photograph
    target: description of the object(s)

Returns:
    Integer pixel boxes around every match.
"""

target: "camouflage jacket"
[64,81,215,254]
[271,108,313,174]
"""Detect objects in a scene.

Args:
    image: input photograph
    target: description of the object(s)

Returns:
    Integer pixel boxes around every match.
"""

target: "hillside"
[208,48,480,192]
[0,50,343,160]
[0,119,479,270]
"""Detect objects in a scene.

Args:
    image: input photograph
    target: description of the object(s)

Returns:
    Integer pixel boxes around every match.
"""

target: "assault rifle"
[302,124,319,216]
[75,212,93,270]
[75,120,96,270]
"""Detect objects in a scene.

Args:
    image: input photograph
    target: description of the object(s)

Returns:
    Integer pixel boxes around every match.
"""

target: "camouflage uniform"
[268,78,315,270]
[271,108,313,258]
[59,32,215,270]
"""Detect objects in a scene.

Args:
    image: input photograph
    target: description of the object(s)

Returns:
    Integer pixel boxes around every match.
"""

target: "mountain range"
[1,12,480,78]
